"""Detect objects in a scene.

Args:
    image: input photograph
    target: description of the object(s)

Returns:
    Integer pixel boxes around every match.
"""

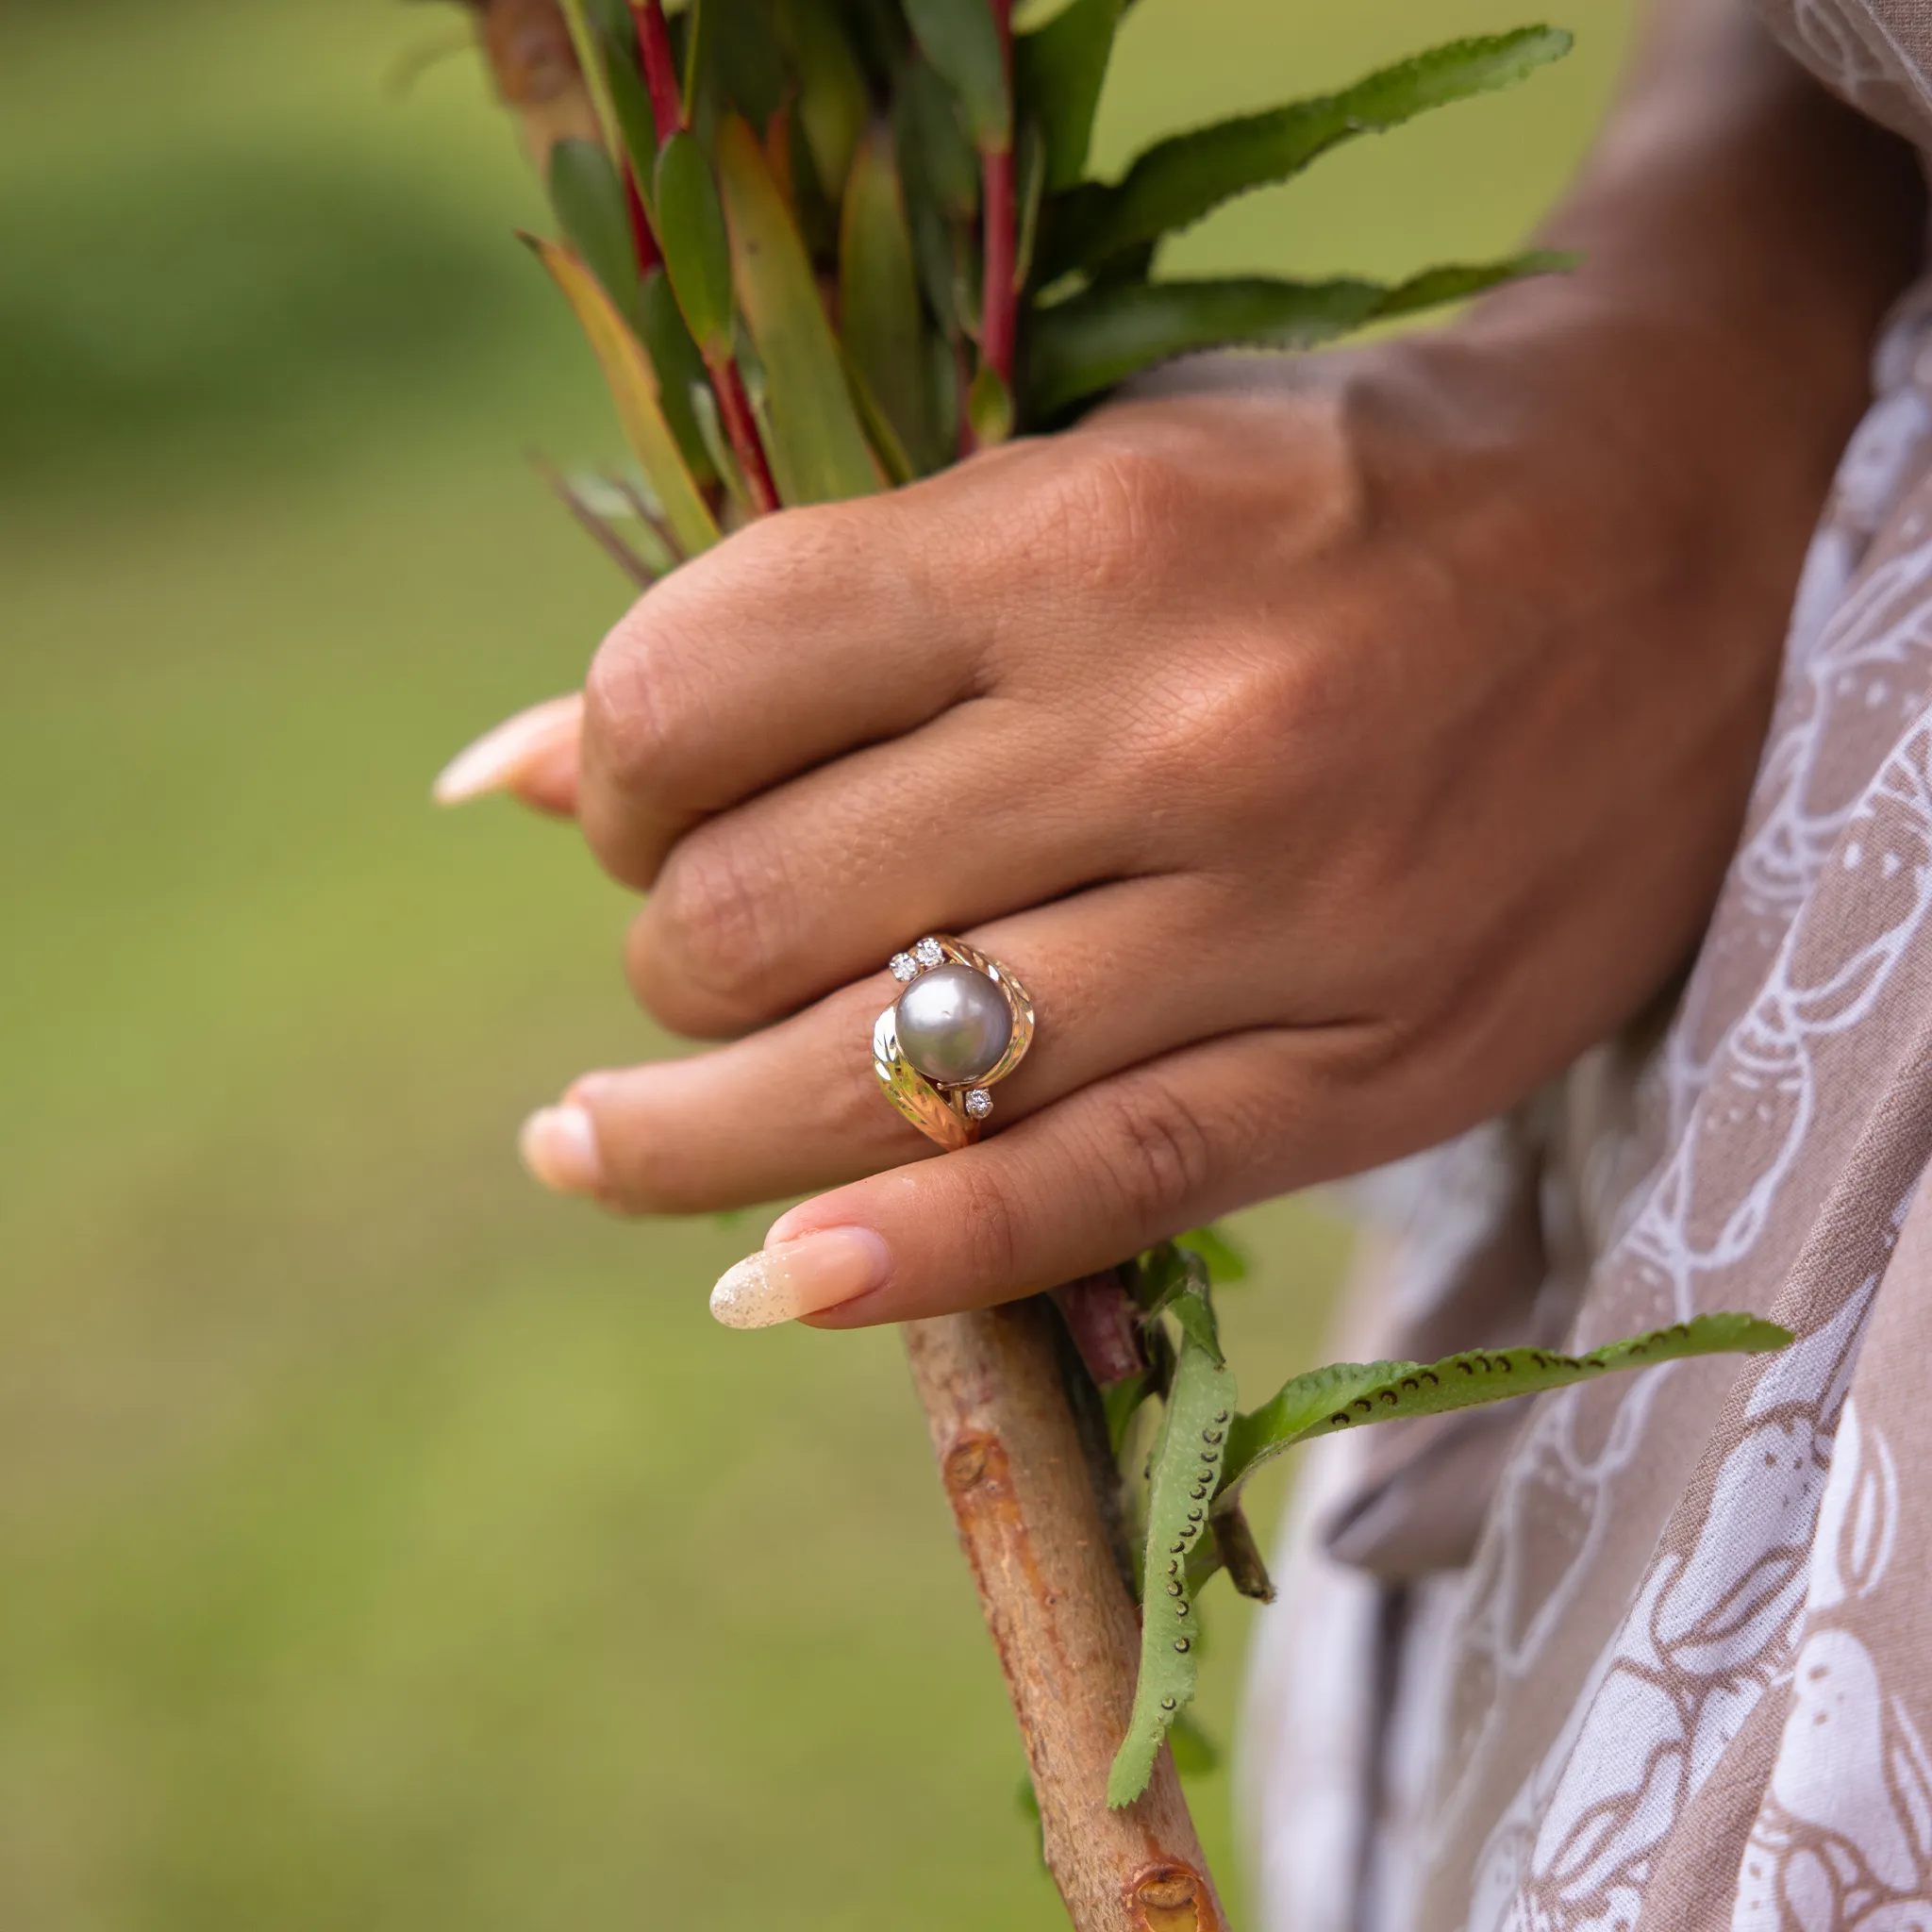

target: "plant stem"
[629,0,684,142]
[976,0,1018,403]
[905,1301,1224,1932]
[704,351,782,515]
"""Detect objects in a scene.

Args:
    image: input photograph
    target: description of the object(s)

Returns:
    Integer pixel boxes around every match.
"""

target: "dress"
[1241,11,1932,1929]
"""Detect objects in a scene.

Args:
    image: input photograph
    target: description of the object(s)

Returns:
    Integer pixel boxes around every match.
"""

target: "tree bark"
[905,1302,1226,1932]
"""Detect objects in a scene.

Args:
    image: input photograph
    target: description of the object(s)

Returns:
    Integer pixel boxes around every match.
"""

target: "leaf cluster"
[482,0,1578,575]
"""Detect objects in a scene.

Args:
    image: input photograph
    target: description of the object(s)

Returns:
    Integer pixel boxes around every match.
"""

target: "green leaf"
[1012,120,1046,293]
[787,0,872,208]
[1102,1367,1153,1457]
[1216,1313,1794,1508]
[547,139,641,313]
[841,124,939,472]
[1108,1324,1236,1808]
[895,54,981,222]
[905,0,1011,153]
[556,0,626,159]
[1177,1224,1249,1286]
[715,112,883,503]
[654,130,734,352]
[1047,27,1573,276]
[1013,0,1118,190]
[966,360,1012,445]
[524,232,721,557]
[603,31,662,212]
[1026,254,1567,416]
[638,267,720,486]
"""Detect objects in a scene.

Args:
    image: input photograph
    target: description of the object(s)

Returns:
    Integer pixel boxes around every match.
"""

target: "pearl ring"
[874,936,1036,1150]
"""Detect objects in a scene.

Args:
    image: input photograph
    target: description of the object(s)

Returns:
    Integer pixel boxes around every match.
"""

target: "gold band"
[873,935,1036,1150]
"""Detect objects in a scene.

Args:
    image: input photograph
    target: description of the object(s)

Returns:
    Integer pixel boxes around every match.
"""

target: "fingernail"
[518,1104,604,1195]
[709,1227,891,1330]
[433,692,583,806]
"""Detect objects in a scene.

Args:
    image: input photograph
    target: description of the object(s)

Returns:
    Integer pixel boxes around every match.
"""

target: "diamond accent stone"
[914,937,944,968]
[889,952,919,982]
[964,1088,994,1120]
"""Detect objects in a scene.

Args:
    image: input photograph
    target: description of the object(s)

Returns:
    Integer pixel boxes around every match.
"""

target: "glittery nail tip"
[708,1254,801,1330]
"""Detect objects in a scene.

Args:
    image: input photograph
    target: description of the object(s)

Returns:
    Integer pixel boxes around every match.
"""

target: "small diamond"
[914,937,944,968]
[987,965,1001,983]
[889,952,918,982]
[964,1089,994,1120]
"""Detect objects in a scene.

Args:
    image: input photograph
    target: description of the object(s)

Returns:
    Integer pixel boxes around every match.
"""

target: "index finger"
[578,474,1000,891]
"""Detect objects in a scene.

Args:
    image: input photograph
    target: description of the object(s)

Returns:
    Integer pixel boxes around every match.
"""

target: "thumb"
[433,691,584,817]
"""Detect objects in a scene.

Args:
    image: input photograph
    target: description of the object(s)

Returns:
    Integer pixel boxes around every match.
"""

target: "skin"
[460,0,1924,1325]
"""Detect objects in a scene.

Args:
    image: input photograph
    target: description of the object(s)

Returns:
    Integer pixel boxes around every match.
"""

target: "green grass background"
[0,2,1630,1924]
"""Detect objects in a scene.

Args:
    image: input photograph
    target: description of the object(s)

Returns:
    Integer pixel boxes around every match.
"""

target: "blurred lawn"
[0,2,1628,1925]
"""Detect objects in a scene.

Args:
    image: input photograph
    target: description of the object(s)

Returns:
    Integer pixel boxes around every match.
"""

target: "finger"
[625,701,1163,1037]
[710,1025,1388,1331]
[434,692,583,817]
[529,874,1290,1214]
[578,490,985,891]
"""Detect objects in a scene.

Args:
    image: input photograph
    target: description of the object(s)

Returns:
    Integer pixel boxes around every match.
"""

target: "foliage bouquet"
[446,5,1792,1925]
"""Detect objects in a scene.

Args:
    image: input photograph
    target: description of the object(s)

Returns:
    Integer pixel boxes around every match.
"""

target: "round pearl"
[894,964,1013,1086]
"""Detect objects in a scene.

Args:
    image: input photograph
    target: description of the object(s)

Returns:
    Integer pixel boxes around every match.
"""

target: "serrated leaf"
[1108,1325,1235,1808]
[548,139,641,312]
[715,112,883,503]
[1013,0,1118,190]
[841,124,939,472]
[1215,1313,1794,1508]
[524,233,720,556]
[1025,253,1566,416]
[905,0,1011,153]
[1046,27,1572,277]
[654,130,734,351]
[787,0,871,208]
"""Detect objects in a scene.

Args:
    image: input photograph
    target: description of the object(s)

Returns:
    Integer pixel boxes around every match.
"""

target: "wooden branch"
[905,1302,1225,1932]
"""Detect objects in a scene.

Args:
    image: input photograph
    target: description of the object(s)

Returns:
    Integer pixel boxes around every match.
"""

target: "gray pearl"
[894,964,1013,1086]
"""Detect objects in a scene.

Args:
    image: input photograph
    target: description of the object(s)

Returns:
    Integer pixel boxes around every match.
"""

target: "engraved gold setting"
[873,935,1035,1150]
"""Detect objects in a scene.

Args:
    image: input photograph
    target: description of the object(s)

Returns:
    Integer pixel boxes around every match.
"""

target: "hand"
[441,315,1816,1327]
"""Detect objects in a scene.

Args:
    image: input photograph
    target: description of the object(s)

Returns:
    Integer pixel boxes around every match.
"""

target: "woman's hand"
[441,2,1921,1328]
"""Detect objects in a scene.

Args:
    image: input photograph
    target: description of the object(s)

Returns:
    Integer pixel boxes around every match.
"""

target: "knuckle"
[1094,1079,1216,1224]
[582,610,689,804]
[1003,437,1181,604]
[634,835,787,1027]
[952,1160,1024,1289]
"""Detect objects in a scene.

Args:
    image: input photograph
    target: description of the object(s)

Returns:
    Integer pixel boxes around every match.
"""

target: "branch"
[905,1302,1225,1932]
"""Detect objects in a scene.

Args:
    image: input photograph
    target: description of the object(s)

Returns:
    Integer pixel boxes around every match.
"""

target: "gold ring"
[873,935,1036,1150]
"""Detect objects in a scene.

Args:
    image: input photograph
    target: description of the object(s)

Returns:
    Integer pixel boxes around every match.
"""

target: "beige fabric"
[1754,1,1932,149]
[1241,19,1932,1925]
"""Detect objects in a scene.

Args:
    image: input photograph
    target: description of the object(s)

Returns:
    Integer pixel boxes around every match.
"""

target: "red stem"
[629,0,685,144]
[705,351,781,516]
[972,0,1017,442]
[979,144,1016,385]
[623,168,662,275]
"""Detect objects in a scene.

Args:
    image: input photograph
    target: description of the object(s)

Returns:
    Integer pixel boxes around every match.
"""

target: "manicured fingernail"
[433,692,583,805]
[709,1227,891,1330]
[518,1104,604,1195]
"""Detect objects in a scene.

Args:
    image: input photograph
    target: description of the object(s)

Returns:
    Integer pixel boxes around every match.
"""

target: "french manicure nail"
[709,1227,892,1330]
[518,1104,605,1195]
[433,692,583,806]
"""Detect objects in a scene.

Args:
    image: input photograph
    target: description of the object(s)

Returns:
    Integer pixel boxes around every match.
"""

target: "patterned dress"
[1242,10,1932,1929]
